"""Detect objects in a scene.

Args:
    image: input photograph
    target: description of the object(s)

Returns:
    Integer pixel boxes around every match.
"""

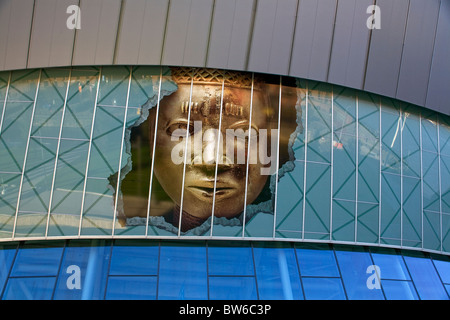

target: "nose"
[190,128,233,166]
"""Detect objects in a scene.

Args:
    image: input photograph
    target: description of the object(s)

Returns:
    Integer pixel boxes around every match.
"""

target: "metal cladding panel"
[289,0,337,81]
[327,0,372,89]
[71,0,121,66]
[115,0,169,65]
[426,0,450,116]
[363,0,410,98]
[207,0,255,70]
[247,0,298,75]
[27,0,78,69]
[162,0,213,67]
[396,0,440,107]
[0,0,34,70]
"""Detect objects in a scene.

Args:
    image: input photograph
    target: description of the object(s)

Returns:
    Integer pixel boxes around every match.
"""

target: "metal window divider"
[330,85,334,241]
[78,68,103,237]
[111,66,133,236]
[301,81,308,241]
[145,67,163,237]
[45,69,73,238]
[0,71,12,137]
[12,69,42,239]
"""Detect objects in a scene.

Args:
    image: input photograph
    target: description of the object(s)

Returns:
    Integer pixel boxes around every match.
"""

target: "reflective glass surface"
[0,66,450,259]
[0,240,448,300]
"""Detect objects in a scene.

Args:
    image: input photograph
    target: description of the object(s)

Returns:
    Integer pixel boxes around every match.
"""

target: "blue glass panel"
[431,256,450,284]
[109,240,159,276]
[105,276,157,300]
[253,243,303,300]
[334,246,385,300]
[53,240,110,300]
[296,244,339,277]
[207,242,254,276]
[404,254,449,300]
[3,277,56,300]
[11,242,64,277]
[209,277,257,300]
[446,284,450,296]
[302,277,346,300]
[381,280,418,300]
[370,248,410,280]
[158,242,208,300]
[0,243,18,294]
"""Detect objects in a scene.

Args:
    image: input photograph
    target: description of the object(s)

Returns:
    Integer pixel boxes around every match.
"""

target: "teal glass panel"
[253,242,303,300]
[404,253,449,300]
[380,172,401,246]
[53,240,110,300]
[332,132,356,201]
[105,276,157,300]
[7,69,39,102]
[306,81,332,164]
[381,280,418,300]
[61,68,99,140]
[158,241,208,300]
[207,242,254,276]
[402,176,422,248]
[128,66,161,108]
[357,202,379,243]
[87,106,126,178]
[422,151,440,212]
[304,162,330,240]
[3,277,56,300]
[16,138,58,238]
[0,101,34,173]
[439,115,450,157]
[381,108,401,174]
[0,173,20,238]
[402,108,421,178]
[332,199,355,242]
[31,68,70,138]
[285,78,306,161]
[209,277,258,300]
[423,210,441,251]
[441,155,450,213]
[302,277,346,300]
[443,213,450,252]
[0,72,9,102]
[296,243,340,277]
[275,160,304,239]
[98,66,130,106]
[358,92,380,204]
[47,140,89,237]
[80,177,115,236]
[422,116,438,153]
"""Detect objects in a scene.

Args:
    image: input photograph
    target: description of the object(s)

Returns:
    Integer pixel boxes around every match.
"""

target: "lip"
[186,179,237,200]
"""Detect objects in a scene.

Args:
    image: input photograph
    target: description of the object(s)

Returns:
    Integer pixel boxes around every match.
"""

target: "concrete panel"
[396,0,440,107]
[426,0,450,116]
[28,0,78,68]
[115,0,169,65]
[364,0,409,98]
[0,0,35,70]
[289,0,337,81]
[72,0,121,66]
[247,0,298,75]
[327,0,372,90]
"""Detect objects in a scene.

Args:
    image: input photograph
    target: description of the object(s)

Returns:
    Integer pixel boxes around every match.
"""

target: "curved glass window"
[0,66,449,258]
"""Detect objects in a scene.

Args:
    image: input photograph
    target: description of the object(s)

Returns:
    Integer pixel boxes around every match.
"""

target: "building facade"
[0,0,449,300]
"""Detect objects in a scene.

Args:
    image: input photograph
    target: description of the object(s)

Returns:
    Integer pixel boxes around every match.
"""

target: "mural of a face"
[152,70,272,224]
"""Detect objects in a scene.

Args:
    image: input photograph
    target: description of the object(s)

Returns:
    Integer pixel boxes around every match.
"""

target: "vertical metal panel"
[27,0,78,68]
[426,0,450,116]
[364,0,409,98]
[396,0,440,107]
[247,0,298,75]
[115,0,169,65]
[327,0,372,90]
[0,0,35,70]
[289,0,337,82]
[72,0,122,66]
[206,0,254,70]
[162,0,214,67]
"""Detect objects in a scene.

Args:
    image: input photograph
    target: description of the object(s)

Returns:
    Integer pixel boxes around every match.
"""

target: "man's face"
[152,82,270,220]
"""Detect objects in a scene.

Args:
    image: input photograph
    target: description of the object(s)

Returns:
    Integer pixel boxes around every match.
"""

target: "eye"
[165,120,194,137]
